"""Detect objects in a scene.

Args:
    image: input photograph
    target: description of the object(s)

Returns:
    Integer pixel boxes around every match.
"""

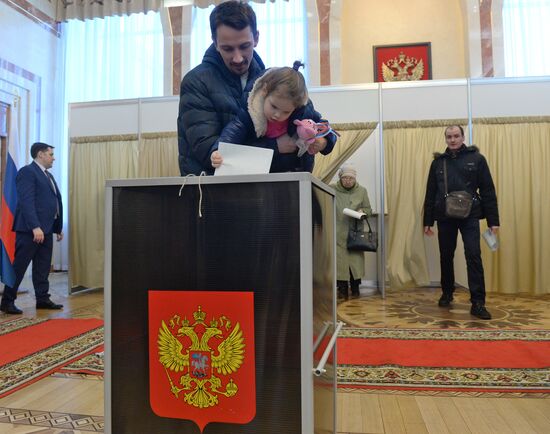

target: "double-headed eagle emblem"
[382,52,424,82]
[157,306,245,408]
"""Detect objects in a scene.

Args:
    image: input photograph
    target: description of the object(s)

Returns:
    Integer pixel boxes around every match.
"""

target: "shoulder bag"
[443,159,473,219]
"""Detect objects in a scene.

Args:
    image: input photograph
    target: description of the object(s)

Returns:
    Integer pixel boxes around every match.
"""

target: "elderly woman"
[331,164,372,300]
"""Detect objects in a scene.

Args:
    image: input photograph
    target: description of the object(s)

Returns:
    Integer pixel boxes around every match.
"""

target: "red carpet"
[0,317,103,398]
[337,328,550,393]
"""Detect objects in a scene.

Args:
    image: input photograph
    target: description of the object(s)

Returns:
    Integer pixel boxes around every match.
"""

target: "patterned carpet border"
[57,351,104,375]
[337,327,550,394]
[337,364,550,392]
[337,387,550,398]
[0,323,104,398]
[339,327,550,341]
[0,407,104,432]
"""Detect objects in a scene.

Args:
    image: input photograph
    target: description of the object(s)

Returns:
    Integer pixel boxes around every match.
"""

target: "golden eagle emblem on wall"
[157,306,245,409]
[382,52,424,81]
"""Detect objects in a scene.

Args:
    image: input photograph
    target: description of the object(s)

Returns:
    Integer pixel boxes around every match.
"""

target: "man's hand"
[490,226,499,234]
[277,134,298,154]
[56,232,64,242]
[307,137,327,155]
[211,151,223,168]
[424,226,434,236]
[33,227,44,243]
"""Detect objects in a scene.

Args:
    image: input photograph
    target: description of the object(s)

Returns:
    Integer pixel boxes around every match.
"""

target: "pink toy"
[293,119,337,156]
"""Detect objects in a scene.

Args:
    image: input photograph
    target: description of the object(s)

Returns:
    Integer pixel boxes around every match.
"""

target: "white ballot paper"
[343,208,366,220]
[214,142,274,176]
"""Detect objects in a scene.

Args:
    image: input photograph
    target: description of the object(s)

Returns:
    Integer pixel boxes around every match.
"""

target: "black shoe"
[337,289,349,301]
[350,290,360,299]
[471,303,492,320]
[438,294,453,307]
[36,299,63,310]
[0,303,23,314]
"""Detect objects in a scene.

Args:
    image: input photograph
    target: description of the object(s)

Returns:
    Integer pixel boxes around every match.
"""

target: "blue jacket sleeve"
[16,167,41,230]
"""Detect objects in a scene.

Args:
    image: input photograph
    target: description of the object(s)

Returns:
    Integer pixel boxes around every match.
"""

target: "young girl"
[210,61,336,173]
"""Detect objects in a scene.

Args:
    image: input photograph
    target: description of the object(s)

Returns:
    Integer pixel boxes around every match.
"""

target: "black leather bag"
[443,159,473,219]
[347,218,378,252]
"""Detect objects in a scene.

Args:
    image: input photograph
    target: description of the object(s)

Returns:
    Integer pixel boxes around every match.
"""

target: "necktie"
[45,170,56,192]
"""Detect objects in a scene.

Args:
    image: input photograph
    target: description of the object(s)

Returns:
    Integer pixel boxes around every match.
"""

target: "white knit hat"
[339,163,357,179]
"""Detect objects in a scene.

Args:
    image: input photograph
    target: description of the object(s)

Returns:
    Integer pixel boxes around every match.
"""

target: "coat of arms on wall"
[373,42,432,82]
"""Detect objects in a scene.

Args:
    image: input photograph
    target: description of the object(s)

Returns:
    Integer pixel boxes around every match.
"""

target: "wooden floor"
[1,274,549,433]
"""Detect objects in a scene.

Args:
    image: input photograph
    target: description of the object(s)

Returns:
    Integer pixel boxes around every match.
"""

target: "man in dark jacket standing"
[423,125,499,320]
[0,142,64,314]
[177,1,270,175]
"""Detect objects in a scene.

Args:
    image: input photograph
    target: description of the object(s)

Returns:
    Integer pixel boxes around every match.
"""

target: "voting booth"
[104,173,339,434]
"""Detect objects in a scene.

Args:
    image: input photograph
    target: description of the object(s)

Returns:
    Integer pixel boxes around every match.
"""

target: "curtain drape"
[137,133,180,178]
[69,137,139,288]
[70,133,180,288]
[57,0,161,22]
[312,122,378,184]
[384,120,462,290]
[472,118,550,295]
[384,117,550,295]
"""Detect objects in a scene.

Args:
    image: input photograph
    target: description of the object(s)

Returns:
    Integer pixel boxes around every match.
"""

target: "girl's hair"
[262,60,308,108]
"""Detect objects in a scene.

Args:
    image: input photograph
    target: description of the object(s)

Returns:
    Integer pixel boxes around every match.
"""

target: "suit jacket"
[12,161,63,234]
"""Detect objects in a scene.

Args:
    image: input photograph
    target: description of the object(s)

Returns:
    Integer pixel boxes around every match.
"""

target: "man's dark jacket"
[423,145,499,227]
[177,44,265,175]
[13,162,63,235]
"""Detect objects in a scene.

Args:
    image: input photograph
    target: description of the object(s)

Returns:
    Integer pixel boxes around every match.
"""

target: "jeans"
[437,219,485,304]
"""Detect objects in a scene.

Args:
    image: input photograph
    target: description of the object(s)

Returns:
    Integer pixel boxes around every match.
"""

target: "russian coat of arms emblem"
[157,305,244,408]
[148,290,255,432]
[382,52,425,82]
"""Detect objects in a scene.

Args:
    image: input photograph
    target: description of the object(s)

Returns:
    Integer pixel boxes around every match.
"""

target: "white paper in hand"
[214,142,274,176]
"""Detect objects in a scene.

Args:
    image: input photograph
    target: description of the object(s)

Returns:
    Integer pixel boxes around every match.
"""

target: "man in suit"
[0,142,64,314]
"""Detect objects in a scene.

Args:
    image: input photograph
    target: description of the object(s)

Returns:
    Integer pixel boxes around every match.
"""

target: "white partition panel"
[471,77,550,117]
[309,84,380,123]
[140,97,179,133]
[381,80,469,121]
[69,100,139,137]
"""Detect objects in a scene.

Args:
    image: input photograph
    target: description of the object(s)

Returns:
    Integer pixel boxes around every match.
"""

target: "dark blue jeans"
[437,219,485,304]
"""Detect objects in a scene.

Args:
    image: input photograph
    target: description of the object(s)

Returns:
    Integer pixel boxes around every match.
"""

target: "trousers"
[437,218,485,304]
[1,231,53,304]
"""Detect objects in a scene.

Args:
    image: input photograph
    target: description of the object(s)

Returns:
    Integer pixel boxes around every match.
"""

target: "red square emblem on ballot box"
[148,290,256,432]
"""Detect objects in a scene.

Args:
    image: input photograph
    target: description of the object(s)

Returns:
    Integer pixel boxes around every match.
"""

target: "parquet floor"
[1,274,549,433]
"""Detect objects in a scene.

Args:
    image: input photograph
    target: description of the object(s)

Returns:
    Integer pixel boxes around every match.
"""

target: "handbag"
[443,160,473,219]
[347,218,378,252]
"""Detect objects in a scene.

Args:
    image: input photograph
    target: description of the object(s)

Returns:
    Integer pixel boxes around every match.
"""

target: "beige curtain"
[69,136,139,288]
[312,122,378,183]
[70,132,178,288]
[384,117,550,295]
[137,133,180,178]
[384,120,467,290]
[473,117,550,295]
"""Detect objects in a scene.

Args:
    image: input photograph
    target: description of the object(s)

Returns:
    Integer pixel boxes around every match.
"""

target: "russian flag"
[0,114,19,287]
